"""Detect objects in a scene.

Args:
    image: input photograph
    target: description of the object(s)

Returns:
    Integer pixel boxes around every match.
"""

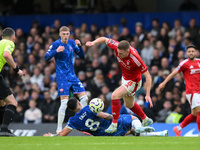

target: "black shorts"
[0,74,12,100]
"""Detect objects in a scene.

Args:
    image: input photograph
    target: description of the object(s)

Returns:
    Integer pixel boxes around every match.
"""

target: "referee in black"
[0,27,24,136]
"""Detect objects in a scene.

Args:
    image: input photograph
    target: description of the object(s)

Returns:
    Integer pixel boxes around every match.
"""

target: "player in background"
[86,37,153,133]
[44,97,168,137]
[44,26,88,133]
[158,45,200,137]
[0,27,24,136]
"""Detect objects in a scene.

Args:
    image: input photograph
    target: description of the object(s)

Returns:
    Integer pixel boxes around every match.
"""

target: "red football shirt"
[176,58,200,94]
[107,39,148,82]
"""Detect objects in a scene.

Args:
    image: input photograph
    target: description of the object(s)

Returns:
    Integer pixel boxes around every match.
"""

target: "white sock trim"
[132,118,142,129]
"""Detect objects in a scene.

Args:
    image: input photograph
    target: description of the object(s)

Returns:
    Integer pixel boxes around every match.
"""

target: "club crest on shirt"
[127,60,130,65]
[69,47,73,52]
[59,88,64,93]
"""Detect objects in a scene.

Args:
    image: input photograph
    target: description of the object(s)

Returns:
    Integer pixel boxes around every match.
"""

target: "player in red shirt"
[86,37,153,133]
[159,45,200,137]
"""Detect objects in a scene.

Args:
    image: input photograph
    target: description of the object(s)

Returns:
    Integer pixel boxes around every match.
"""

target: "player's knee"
[111,93,120,99]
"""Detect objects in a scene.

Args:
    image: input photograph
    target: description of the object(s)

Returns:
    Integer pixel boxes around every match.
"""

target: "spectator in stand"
[150,48,162,68]
[156,100,172,122]
[141,38,154,67]
[30,66,44,91]
[151,18,160,38]
[24,99,42,124]
[39,91,58,123]
[157,28,169,49]
[168,19,185,38]
[135,22,146,43]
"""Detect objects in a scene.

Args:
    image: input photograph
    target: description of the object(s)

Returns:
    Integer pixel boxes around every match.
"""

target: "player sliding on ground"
[44,97,168,137]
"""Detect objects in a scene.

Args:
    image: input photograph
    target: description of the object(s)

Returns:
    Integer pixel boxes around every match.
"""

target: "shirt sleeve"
[66,118,75,130]
[44,43,57,61]
[176,61,185,73]
[73,41,85,59]
[4,42,15,54]
[133,53,148,73]
[106,39,119,53]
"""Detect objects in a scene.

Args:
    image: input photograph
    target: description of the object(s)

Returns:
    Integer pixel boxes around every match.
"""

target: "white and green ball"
[89,98,104,113]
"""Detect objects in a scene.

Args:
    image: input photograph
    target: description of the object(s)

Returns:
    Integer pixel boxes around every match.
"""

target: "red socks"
[130,102,146,120]
[180,114,196,128]
[112,99,121,123]
[196,112,200,132]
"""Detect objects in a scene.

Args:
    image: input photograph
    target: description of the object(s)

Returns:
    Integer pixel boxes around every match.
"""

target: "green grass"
[0,137,199,150]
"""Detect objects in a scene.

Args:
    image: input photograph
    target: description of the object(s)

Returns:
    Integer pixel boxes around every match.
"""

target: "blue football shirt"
[66,106,132,136]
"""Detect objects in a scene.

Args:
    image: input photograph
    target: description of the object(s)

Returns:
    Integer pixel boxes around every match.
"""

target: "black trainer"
[0,129,16,137]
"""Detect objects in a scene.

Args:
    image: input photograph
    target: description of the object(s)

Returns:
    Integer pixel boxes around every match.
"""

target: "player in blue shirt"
[44,26,88,133]
[44,97,168,137]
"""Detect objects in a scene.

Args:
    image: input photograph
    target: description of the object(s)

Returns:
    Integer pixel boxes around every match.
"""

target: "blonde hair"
[59,26,70,33]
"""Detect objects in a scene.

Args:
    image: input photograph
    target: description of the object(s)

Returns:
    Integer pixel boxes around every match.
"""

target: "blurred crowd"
[1,17,200,124]
[0,0,199,16]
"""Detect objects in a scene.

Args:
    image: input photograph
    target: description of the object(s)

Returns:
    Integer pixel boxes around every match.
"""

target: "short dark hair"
[67,97,78,110]
[186,45,196,50]
[2,27,15,38]
[117,40,130,50]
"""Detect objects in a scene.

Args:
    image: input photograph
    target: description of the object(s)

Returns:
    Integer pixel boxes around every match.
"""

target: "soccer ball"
[89,98,104,113]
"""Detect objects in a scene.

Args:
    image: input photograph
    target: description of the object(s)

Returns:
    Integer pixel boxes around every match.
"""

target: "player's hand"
[43,132,53,136]
[145,95,153,108]
[81,131,91,136]
[57,46,65,53]
[75,39,81,46]
[17,69,25,76]
[86,41,94,47]
[158,82,165,91]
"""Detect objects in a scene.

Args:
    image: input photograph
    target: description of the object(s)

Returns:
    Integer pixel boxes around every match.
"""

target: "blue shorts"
[57,77,85,97]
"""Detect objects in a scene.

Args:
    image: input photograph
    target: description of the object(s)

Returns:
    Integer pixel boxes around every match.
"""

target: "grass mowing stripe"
[0,137,199,150]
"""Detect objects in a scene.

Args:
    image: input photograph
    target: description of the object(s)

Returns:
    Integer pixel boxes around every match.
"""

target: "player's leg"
[77,92,88,107]
[105,85,127,133]
[72,81,88,107]
[123,95,153,126]
[0,101,6,125]
[57,95,69,133]
[192,105,200,136]
[173,114,196,136]
[174,93,200,136]
[140,130,169,137]
[56,81,71,133]
[0,74,17,136]
[130,115,154,134]
[0,95,17,136]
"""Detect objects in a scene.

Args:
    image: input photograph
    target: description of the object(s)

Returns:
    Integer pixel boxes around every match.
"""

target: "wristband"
[13,66,19,73]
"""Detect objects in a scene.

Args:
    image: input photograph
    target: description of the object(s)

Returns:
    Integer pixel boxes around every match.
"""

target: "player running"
[159,45,200,137]
[44,26,88,133]
[0,27,24,136]
[44,97,168,137]
[86,37,153,133]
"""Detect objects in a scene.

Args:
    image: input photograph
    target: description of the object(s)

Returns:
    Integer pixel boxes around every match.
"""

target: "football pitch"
[0,136,199,150]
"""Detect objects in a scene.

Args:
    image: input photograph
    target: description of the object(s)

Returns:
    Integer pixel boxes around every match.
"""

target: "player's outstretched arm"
[97,112,113,120]
[158,69,178,91]
[44,127,72,136]
[86,37,109,47]
[142,70,153,107]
